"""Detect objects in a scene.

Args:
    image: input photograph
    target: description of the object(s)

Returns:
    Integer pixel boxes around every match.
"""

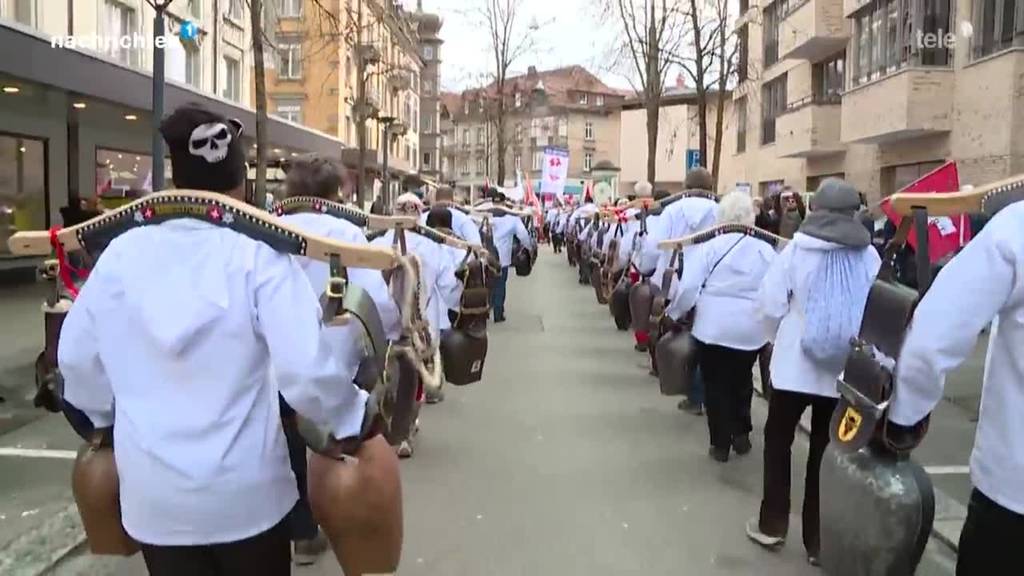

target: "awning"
[0,22,346,161]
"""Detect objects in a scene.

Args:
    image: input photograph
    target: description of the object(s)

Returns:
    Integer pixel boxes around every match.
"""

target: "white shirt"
[371,230,460,344]
[666,233,777,350]
[637,212,666,276]
[546,208,560,226]
[617,209,642,270]
[491,214,533,267]
[280,212,401,340]
[758,233,881,397]
[418,208,482,246]
[652,197,719,281]
[58,220,367,546]
[890,202,1024,514]
[568,203,598,235]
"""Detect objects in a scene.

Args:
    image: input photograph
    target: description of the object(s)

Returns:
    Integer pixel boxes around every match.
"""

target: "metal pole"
[382,123,391,211]
[152,2,169,191]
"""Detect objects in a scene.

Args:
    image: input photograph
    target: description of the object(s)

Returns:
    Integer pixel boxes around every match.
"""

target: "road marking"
[0,447,77,460]
[924,465,970,475]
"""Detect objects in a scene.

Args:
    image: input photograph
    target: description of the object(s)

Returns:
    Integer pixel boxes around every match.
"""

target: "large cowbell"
[820,212,935,576]
[608,274,631,330]
[513,244,533,276]
[442,260,490,386]
[655,325,698,396]
[629,278,655,334]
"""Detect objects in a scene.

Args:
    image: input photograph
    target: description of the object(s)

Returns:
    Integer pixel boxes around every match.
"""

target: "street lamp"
[145,0,175,192]
[378,116,407,212]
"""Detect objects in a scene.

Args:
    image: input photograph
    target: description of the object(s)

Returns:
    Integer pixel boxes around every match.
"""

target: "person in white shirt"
[422,205,467,405]
[887,199,1024,575]
[665,192,777,462]
[58,104,373,575]
[274,157,401,564]
[370,193,460,457]
[746,179,881,566]
[489,193,534,322]
[420,187,482,246]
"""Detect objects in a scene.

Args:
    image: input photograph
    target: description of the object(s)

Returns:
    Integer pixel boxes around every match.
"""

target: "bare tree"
[605,0,684,184]
[709,0,737,184]
[249,0,269,208]
[478,0,539,187]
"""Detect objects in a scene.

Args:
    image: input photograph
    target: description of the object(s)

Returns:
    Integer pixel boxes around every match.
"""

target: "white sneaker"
[745,517,785,548]
[396,440,413,459]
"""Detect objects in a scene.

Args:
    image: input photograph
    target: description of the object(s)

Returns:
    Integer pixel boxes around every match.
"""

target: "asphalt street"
[7,251,959,575]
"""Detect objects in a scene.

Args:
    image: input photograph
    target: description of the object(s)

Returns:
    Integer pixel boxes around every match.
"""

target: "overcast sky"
[405,0,639,93]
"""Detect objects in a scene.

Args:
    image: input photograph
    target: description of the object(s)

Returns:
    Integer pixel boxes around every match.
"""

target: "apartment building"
[722,0,1024,202]
[260,0,424,200]
[445,65,625,198]
[617,85,735,196]
[411,6,443,185]
[0,0,343,266]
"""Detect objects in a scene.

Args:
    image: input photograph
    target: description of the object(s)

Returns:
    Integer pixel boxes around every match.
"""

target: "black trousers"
[697,342,757,450]
[279,398,318,541]
[757,388,837,555]
[141,517,291,576]
[957,488,1024,575]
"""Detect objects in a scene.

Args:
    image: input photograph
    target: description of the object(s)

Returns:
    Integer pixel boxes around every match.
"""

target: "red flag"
[879,161,972,263]
[524,176,543,224]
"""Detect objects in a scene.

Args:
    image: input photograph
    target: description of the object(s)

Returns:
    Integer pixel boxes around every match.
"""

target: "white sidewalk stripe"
[0,447,78,460]
[924,465,971,475]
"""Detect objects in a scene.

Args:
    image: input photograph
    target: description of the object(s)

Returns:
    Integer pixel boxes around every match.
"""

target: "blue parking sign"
[685,149,701,171]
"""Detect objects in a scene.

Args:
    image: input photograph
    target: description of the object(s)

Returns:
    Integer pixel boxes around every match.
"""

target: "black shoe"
[494,316,507,323]
[634,342,648,353]
[733,434,752,455]
[709,446,729,463]
[677,399,704,415]
[293,531,329,566]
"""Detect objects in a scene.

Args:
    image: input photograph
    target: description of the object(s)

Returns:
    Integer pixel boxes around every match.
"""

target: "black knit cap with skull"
[159,103,246,192]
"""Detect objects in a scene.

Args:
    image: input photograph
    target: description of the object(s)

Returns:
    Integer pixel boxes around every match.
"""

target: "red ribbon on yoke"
[49,227,87,298]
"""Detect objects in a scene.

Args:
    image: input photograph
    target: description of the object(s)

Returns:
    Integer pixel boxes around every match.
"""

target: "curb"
[0,501,86,576]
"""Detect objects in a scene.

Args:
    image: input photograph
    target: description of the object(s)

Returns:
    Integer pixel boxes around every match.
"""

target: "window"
[558,117,568,138]
[0,134,47,257]
[584,153,593,172]
[762,1,781,67]
[279,0,302,17]
[852,0,952,86]
[1,0,37,26]
[882,161,944,196]
[476,157,485,174]
[515,154,522,171]
[738,26,749,82]
[973,0,1024,59]
[185,44,202,88]
[424,114,433,133]
[227,0,243,19]
[759,180,785,198]
[223,56,241,101]
[423,45,434,60]
[423,79,434,95]
[515,92,522,107]
[736,97,747,153]
[532,151,544,170]
[461,159,470,175]
[584,121,594,141]
[275,99,302,123]
[423,152,432,169]
[476,127,485,145]
[761,74,787,145]
[345,115,353,144]
[813,55,844,103]
[530,118,541,138]
[807,173,845,193]
[188,0,202,18]
[462,128,470,146]
[596,94,605,106]
[515,123,523,141]
[578,92,589,105]
[278,39,302,79]
[103,0,140,67]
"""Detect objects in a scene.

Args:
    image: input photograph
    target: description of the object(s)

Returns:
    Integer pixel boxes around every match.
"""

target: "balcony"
[841,68,954,144]
[779,0,849,61]
[776,98,844,157]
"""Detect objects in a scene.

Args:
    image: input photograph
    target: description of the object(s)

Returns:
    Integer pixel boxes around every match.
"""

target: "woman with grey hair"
[664,191,777,462]
[746,178,881,566]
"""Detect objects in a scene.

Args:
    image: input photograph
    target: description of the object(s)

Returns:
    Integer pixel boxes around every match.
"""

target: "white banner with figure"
[541,147,569,195]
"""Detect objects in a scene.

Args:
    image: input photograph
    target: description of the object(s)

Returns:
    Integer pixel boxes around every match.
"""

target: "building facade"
[0,0,342,267]
[412,6,443,186]
[260,0,425,202]
[445,65,625,199]
[721,0,1024,202]
[617,87,735,196]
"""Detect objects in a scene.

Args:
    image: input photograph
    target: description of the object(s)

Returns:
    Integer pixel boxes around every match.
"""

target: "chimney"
[675,73,686,89]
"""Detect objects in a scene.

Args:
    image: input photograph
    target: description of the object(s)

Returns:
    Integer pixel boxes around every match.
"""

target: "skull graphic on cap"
[188,122,233,163]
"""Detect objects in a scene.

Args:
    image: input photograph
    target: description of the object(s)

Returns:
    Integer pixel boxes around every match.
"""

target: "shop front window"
[0,134,47,257]
[95,149,159,209]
